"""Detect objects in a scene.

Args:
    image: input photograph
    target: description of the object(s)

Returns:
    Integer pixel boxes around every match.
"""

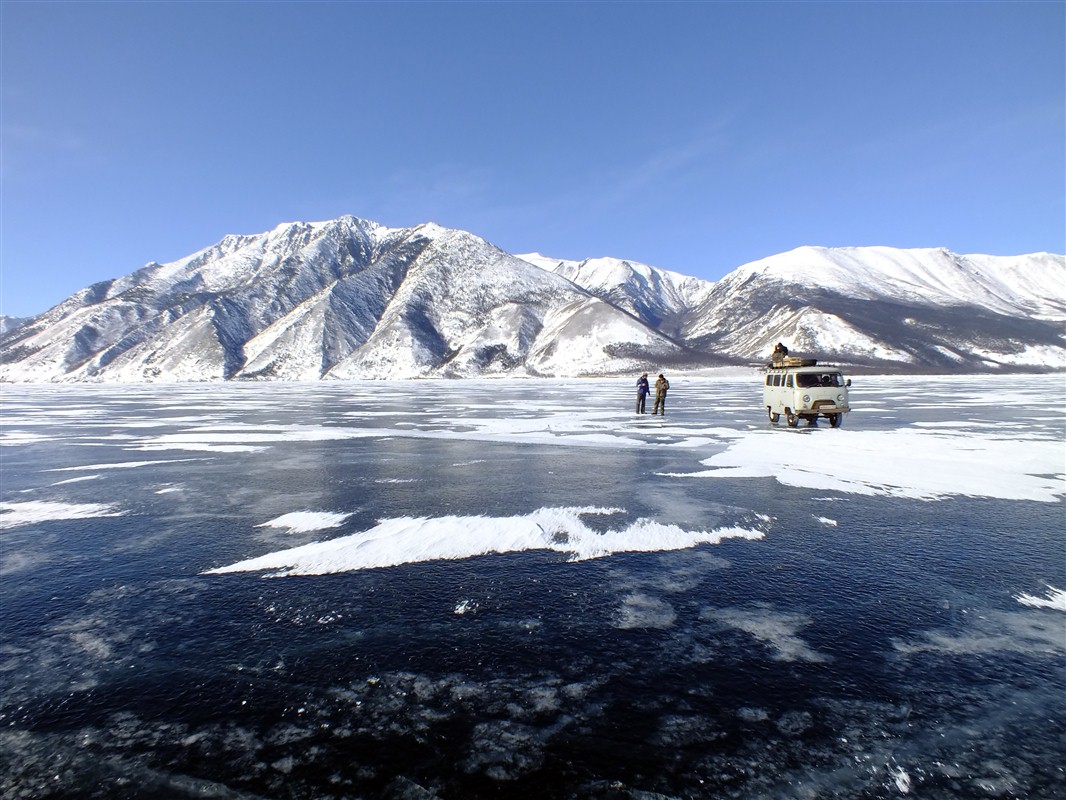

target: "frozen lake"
[1,375,1064,799]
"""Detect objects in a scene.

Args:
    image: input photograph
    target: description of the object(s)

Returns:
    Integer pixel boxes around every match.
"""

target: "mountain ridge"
[1,215,1062,381]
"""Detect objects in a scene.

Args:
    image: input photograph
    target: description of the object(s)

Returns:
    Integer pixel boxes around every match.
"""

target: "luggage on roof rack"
[769,356,817,368]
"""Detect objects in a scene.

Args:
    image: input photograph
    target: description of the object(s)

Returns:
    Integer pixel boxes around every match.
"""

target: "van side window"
[773,375,781,387]
[786,375,793,388]
[765,376,772,386]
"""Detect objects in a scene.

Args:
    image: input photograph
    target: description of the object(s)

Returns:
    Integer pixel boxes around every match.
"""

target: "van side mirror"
[846,379,852,387]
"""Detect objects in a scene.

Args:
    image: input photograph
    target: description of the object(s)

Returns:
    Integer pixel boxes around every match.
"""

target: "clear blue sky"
[1,1,1063,318]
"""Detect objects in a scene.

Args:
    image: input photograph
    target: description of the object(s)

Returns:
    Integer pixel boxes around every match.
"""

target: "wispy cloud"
[3,122,89,152]
[1,122,102,181]
[380,162,494,217]
[595,116,736,208]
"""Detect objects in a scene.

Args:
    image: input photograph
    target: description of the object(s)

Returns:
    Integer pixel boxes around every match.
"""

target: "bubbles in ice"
[702,605,830,663]
[612,593,677,630]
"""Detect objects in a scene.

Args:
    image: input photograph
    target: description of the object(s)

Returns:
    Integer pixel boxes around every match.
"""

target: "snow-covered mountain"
[518,254,716,338]
[0,217,711,382]
[1,217,1062,382]
[680,246,1066,368]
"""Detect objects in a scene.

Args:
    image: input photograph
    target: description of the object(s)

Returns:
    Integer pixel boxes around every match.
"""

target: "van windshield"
[796,373,844,388]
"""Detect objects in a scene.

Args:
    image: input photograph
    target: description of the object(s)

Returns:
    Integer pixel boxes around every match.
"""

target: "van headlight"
[837,393,844,402]
[802,394,811,404]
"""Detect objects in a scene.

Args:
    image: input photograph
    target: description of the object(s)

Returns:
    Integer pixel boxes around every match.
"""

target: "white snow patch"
[144,442,268,453]
[50,475,101,486]
[1015,585,1066,612]
[674,428,1064,502]
[0,500,125,529]
[815,516,838,527]
[206,506,764,576]
[257,512,352,534]
[0,430,53,445]
[46,459,202,472]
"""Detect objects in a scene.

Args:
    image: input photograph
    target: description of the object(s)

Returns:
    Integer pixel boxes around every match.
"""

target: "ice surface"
[206,507,764,576]
[1,377,1062,799]
[0,500,125,529]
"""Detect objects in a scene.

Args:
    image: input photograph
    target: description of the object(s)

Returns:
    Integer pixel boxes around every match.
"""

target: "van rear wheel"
[786,412,798,428]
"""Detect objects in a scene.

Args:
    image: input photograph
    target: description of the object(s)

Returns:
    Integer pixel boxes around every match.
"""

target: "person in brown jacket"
[653,373,669,416]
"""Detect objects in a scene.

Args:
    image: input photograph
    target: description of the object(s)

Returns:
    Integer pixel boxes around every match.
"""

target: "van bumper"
[803,403,850,414]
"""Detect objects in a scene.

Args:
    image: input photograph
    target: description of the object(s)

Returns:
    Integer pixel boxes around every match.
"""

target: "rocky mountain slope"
[1,217,1062,381]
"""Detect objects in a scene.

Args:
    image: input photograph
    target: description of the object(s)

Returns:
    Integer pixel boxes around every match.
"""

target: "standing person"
[653,373,670,415]
[635,373,650,414]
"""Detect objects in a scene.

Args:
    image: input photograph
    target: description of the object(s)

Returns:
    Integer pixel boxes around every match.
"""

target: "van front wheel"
[829,413,843,428]
[786,412,799,428]
[768,407,780,423]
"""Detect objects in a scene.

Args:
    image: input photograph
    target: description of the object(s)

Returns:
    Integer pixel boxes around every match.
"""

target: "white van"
[763,358,850,428]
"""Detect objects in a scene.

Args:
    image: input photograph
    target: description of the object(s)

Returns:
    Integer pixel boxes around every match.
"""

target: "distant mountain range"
[1,216,1063,381]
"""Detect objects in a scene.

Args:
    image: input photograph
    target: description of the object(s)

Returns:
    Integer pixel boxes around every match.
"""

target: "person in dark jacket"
[635,373,650,414]
[653,373,670,415]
